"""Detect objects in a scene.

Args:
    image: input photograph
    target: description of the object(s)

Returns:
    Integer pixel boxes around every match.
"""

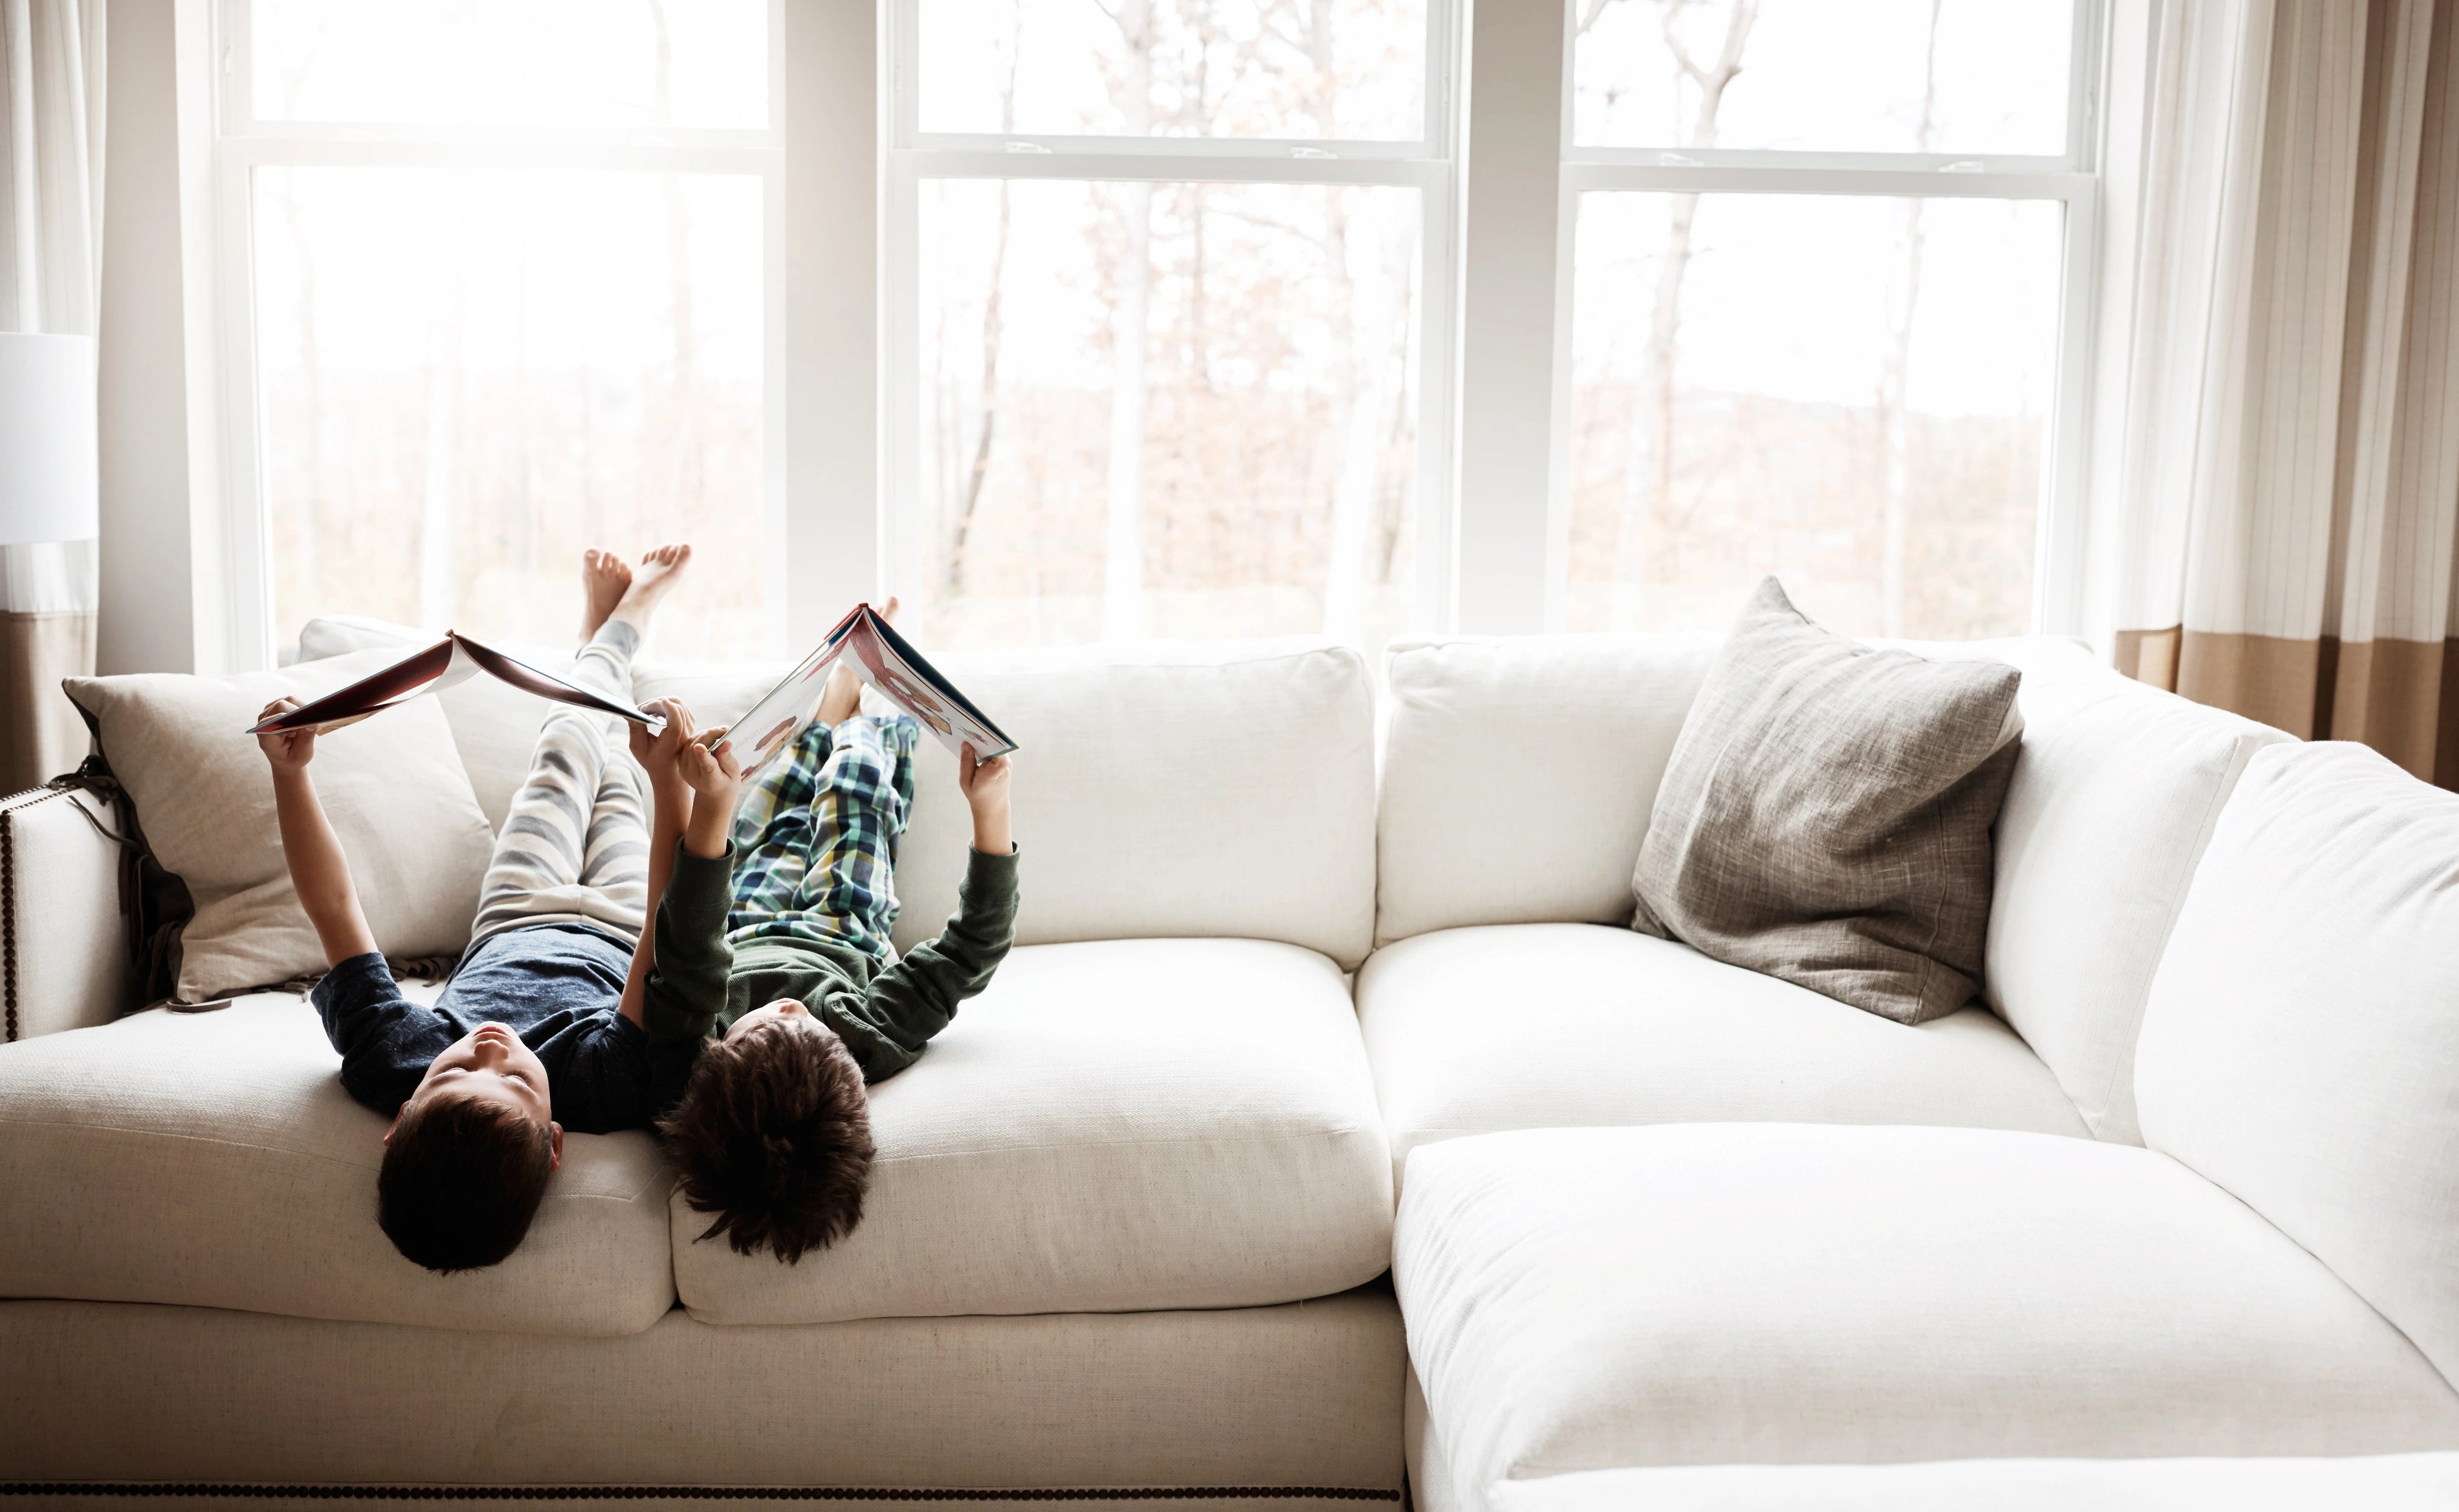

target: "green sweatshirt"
[638,841,1020,1111]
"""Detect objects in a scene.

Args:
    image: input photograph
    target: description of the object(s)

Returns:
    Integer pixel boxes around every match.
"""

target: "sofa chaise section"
[1397,1124,2459,1502]
[1395,739,2459,1507]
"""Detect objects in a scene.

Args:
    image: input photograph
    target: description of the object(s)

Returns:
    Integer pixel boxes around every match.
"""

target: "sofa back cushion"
[63,650,496,1002]
[1375,633,1719,945]
[302,620,1380,967]
[1912,637,2288,1144]
[654,637,1380,967]
[2135,740,2459,1388]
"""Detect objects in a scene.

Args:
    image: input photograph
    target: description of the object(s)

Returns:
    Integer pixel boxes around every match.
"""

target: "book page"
[843,612,1019,760]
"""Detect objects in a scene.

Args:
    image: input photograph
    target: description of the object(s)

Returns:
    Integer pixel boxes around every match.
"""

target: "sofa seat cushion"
[674,937,1393,1324]
[1396,1124,2459,1486]
[1487,1455,2459,1512]
[0,996,675,1337]
[1360,925,2086,1187]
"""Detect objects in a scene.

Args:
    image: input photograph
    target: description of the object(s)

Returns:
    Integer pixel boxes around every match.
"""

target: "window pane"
[917,0,1426,140]
[915,179,1420,650]
[252,0,767,129]
[1573,0,2071,156]
[1565,192,2060,638]
[254,168,767,659]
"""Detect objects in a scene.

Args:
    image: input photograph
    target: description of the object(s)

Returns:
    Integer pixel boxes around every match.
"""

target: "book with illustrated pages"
[245,606,1018,778]
[713,603,1018,776]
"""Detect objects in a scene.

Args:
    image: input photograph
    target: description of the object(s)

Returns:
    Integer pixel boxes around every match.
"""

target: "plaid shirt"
[726,712,920,963]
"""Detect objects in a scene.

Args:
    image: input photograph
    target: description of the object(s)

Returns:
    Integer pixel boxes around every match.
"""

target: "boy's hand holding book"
[256,697,318,772]
[628,697,698,795]
[627,697,743,862]
[960,741,1013,857]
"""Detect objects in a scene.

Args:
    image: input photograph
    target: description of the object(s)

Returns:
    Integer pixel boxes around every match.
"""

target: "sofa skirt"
[0,1287,1404,1502]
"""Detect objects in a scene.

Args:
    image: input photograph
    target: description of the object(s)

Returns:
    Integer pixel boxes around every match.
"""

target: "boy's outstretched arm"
[624,699,743,1037]
[620,699,712,1027]
[257,697,379,967]
[851,743,1017,1078]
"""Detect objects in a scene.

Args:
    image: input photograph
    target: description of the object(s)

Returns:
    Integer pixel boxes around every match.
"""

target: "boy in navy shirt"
[265,545,709,1271]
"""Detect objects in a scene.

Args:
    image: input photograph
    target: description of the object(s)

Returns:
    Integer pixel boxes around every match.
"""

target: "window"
[206,0,2101,671]
[887,0,1455,653]
[221,0,778,662]
[1560,0,2097,638]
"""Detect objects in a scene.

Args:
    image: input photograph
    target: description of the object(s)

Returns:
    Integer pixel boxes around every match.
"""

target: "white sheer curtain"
[0,0,104,793]
[2098,0,2459,785]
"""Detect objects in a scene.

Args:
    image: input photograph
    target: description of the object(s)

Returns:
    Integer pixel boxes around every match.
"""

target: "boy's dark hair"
[658,1018,874,1264]
[377,1095,555,1273]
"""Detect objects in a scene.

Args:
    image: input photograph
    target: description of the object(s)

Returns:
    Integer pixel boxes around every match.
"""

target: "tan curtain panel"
[2106,0,2459,788]
[0,0,105,794]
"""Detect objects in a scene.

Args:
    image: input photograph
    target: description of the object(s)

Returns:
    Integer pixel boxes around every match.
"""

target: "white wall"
[96,0,223,675]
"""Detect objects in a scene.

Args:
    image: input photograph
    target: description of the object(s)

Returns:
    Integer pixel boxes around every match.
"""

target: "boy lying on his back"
[261,549,1016,1273]
[641,599,1019,1264]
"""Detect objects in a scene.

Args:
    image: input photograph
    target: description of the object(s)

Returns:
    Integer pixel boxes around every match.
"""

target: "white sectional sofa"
[2,622,2452,1507]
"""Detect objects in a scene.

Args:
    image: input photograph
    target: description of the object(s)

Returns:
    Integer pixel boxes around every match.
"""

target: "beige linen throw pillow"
[65,650,495,1003]
[1631,578,2022,1024]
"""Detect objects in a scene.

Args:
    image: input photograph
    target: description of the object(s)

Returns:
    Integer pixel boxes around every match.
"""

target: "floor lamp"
[0,333,102,794]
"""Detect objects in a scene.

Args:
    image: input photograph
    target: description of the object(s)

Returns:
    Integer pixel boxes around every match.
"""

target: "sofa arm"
[3,785,133,1042]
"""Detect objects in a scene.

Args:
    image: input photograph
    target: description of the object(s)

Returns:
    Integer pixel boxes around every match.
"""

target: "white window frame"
[204,0,791,670]
[1458,0,2108,636]
[881,0,1464,639]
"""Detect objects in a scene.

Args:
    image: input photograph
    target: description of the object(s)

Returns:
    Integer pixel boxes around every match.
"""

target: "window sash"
[1530,0,2107,637]
[881,0,1464,641]
[208,0,789,668]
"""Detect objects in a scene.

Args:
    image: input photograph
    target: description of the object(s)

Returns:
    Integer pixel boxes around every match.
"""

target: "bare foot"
[608,543,693,637]
[580,549,634,643]
[817,595,898,725]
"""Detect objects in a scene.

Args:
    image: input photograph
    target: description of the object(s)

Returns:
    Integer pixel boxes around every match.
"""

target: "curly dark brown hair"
[378,1093,555,1273]
[657,1016,875,1264]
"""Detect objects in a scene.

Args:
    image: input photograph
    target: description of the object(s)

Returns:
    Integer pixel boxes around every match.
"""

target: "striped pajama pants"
[468,620,652,949]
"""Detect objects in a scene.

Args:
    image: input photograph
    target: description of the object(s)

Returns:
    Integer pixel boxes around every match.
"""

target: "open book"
[246,606,1017,778]
[247,633,651,736]
[718,603,1017,776]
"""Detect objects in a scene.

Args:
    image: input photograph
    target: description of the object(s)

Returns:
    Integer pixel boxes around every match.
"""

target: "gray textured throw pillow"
[1631,578,2023,1025]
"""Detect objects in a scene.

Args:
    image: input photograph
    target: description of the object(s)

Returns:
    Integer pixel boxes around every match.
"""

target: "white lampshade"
[0,333,100,546]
